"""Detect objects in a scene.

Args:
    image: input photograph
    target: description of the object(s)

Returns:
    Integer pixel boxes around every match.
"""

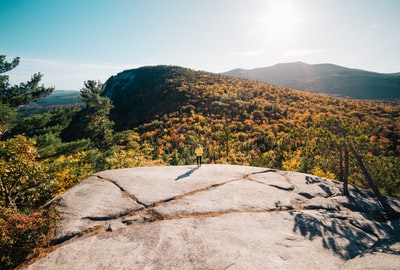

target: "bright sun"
[267,2,296,39]
[255,1,303,42]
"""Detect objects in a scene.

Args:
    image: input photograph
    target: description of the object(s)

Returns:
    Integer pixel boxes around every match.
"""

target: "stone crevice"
[95,168,295,223]
[88,170,359,234]
[94,174,150,208]
[86,170,310,228]
[82,209,136,221]
[349,219,380,238]
[50,231,81,246]
[269,184,295,191]
[244,169,297,192]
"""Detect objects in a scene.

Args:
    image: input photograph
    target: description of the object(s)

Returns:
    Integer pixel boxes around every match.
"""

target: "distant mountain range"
[223,62,400,99]
[18,90,83,114]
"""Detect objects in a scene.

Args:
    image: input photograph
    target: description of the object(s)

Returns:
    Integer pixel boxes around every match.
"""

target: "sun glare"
[254,1,304,42]
[268,2,294,39]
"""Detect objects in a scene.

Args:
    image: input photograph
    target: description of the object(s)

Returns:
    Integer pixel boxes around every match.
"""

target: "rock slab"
[25,165,400,269]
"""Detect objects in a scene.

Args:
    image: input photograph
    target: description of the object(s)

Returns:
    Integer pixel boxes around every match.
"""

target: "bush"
[0,207,55,270]
[0,135,55,209]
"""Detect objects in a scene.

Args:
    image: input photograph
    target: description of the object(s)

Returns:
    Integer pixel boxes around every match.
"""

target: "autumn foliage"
[0,207,55,270]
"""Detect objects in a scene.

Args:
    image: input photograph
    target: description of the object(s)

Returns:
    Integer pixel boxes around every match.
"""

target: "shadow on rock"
[175,167,198,181]
[291,211,373,259]
[305,175,321,184]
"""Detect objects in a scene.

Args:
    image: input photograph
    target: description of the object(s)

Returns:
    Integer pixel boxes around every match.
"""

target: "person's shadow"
[175,167,198,181]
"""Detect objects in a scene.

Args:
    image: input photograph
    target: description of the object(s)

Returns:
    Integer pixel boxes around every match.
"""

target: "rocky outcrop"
[25,165,400,269]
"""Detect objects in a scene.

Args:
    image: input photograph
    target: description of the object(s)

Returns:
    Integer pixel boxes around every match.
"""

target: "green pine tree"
[0,55,54,137]
[0,55,54,108]
[80,80,115,150]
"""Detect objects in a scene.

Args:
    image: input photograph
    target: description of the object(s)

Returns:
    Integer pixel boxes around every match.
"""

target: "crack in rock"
[273,170,296,186]
[87,170,302,228]
[349,219,379,238]
[94,174,150,208]
[75,170,356,241]
[269,184,295,191]
[50,231,81,246]
[82,209,135,221]
[298,192,315,199]
[161,178,242,203]
[93,168,292,226]
[244,169,296,191]
[51,225,104,246]
[223,262,237,269]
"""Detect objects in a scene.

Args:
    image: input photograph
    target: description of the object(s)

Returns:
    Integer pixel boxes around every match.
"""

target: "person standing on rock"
[195,144,203,167]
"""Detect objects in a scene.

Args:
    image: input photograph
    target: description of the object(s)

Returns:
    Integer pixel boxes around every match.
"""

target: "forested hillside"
[1,61,399,268]
[18,90,83,115]
[224,62,400,99]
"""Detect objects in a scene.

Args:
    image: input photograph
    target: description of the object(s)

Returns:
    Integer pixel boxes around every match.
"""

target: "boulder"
[25,165,400,269]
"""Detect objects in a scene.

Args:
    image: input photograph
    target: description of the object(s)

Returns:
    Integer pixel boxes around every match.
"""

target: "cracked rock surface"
[26,165,400,269]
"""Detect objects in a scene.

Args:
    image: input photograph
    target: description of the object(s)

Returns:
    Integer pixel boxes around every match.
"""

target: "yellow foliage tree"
[312,166,337,180]
[0,135,52,209]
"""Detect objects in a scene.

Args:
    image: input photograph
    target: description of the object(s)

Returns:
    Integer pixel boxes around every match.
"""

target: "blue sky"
[1,0,399,90]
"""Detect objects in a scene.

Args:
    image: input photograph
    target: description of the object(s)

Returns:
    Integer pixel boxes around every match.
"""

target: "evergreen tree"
[0,55,54,108]
[0,55,54,138]
[0,103,16,137]
[0,55,19,73]
[80,80,115,150]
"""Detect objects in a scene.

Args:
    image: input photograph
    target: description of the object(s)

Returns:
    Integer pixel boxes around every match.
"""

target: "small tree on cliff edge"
[0,55,54,137]
[0,55,54,108]
[332,119,397,215]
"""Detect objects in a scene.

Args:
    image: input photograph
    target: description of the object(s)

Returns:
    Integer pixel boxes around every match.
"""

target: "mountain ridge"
[101,65,323,131]
[223,62,400,99]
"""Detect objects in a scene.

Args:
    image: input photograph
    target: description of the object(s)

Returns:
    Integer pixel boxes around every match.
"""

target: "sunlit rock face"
[26,165,400,270]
